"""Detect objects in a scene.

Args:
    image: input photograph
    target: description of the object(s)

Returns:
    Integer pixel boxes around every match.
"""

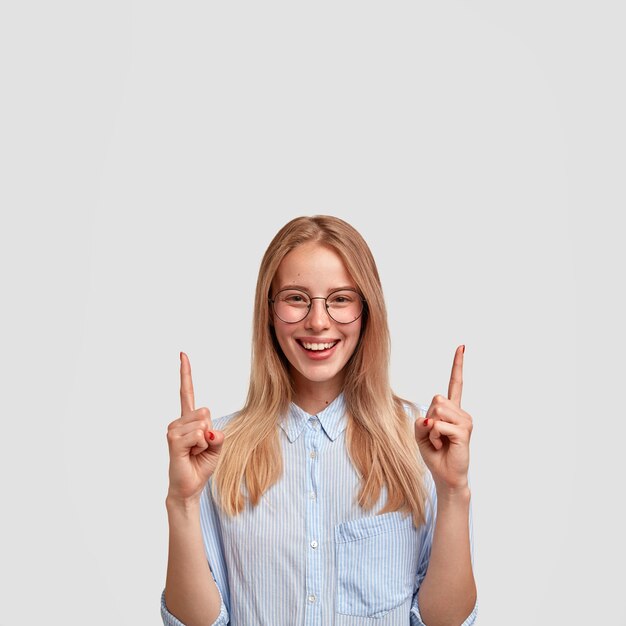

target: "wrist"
[166,492,202,515]
[435,482,471,505]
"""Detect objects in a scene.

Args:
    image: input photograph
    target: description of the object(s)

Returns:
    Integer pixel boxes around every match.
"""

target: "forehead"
[272,242,355,291]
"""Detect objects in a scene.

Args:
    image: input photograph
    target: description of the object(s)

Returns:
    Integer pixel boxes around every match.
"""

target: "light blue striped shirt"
[162,392,478,625]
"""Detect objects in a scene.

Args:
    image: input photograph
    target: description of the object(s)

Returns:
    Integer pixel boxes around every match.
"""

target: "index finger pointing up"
[180,351,195,416]
[447,345,465,407]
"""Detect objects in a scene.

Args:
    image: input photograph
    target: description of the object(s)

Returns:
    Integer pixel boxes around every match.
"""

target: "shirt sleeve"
[161,586,229,626]
[409,403,478,626]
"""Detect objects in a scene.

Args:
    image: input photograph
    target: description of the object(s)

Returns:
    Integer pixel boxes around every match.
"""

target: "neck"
[290,370,344,415]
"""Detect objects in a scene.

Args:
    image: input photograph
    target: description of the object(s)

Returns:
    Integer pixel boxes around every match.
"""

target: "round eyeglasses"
[269,288,366,324]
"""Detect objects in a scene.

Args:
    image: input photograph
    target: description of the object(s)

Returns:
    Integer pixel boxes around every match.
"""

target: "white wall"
[1,2,624,624]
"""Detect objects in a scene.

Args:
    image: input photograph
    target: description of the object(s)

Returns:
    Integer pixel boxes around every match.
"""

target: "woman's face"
[270,242,363,397]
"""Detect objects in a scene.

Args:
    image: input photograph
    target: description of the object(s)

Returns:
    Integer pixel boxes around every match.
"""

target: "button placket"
[304,417,322,624]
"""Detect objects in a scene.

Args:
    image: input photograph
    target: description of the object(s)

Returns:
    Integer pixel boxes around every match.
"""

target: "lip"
[296,339,340,360]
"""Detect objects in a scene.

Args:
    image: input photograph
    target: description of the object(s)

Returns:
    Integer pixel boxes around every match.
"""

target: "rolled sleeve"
[410,594,478,626]
[161,588,229,626]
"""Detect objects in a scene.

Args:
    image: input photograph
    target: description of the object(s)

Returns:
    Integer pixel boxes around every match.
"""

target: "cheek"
[353,323,365,353]
[272,326,285,347]
[272,323,293,353]
[343,324,362,355]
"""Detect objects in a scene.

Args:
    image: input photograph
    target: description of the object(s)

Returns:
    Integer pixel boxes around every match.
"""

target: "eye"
[328,291,356,306]
[279,290,310,306]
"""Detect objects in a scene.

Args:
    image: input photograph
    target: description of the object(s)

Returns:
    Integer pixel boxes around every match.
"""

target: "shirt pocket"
[334,511,420,618]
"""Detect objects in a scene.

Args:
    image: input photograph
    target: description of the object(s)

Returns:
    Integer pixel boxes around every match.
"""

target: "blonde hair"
[213,215,430,528]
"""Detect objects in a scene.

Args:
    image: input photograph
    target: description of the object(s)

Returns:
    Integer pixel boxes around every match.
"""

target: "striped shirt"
[161,392,478,626]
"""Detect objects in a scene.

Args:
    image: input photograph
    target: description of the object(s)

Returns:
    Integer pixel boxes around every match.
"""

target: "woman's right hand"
[166,352,225,506]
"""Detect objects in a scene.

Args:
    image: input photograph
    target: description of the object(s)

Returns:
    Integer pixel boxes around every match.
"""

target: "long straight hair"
[213,215,430,528]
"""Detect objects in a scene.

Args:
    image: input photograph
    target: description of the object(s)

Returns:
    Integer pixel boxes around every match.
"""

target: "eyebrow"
[276,284,358,294]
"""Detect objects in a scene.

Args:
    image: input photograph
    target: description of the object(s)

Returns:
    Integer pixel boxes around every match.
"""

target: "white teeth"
[302,341,338,351]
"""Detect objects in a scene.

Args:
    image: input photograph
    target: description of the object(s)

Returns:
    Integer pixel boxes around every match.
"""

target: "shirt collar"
[280,391,347,443]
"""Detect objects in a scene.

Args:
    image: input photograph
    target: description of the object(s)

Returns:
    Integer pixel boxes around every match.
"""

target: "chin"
[292,362,344,385]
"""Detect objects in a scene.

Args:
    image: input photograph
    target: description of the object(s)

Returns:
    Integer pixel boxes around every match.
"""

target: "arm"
[163,496,226,626]
[411,345,478,625]
[162,353,228,626]
[416,486,477,626]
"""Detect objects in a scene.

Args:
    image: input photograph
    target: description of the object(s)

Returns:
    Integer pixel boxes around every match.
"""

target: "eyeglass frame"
[268,287,367,325]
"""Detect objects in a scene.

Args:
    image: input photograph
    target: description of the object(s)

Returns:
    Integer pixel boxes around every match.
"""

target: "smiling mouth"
[297,340,339,352]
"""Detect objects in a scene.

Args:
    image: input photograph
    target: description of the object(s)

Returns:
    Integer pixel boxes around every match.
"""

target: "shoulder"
[399,399,430,423]
[414,402,430,418]
[212,410,241,432]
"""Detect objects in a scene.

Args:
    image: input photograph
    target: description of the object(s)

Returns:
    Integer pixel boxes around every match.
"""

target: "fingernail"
[208,430,215,440]
[424,418,429,426]
[180,351,183,361]
[462,345,465,354]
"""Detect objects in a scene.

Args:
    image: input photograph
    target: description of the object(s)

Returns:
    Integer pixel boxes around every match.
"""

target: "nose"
[305,298,331,330]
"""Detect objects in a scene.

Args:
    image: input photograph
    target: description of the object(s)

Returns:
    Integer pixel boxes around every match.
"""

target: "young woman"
[162,215,478,626]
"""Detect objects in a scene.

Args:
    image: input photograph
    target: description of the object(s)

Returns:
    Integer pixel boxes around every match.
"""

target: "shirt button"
[308,594,316,603]
[310,451,316,459]
[309,491,316,499]
[310,540,318,549]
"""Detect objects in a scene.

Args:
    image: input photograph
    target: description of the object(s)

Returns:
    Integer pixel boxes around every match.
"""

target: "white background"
[1,2,624,624]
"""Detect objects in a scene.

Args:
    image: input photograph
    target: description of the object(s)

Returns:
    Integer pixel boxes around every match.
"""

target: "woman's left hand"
[414,345,473,495]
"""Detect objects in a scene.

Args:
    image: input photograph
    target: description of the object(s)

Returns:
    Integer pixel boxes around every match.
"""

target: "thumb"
[414,417,434,450]
[193,429,225,480]
[204,428,225,455]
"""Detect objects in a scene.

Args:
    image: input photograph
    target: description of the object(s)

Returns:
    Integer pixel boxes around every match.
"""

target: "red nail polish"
[208,431,215,440]
[424,418,429,426]
[462,345,465,354]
